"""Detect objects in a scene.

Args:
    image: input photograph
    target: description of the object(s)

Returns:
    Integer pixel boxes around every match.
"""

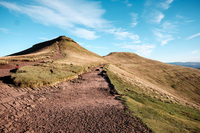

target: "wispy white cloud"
[186,33,200,40]
[124,0,132,7]
[176,14,184,19]
[122,44,156,56]
[150,10,165,24]
[106,27,141,43]
[191,50,199,54]
[0,27,9,33]
[145,0,174,10]
[160,21,177,33]
[0,0,109,40]
[176,14,195,24]
[71,28,99,40]
[152,21,177,45]
[130,12,138,27]
[158,0,174,10]
[39,37,50,41]
[144,0,174,24]
[37,0,108,28]
[111,0,132,7]
[144,8,165,24]
[107,28,130,40]
[153,30,174,46]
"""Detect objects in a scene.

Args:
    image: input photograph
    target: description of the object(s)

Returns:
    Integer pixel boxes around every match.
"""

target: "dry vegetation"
[6,36,106,87]
[104,52,200,107]
[104,52,200,133]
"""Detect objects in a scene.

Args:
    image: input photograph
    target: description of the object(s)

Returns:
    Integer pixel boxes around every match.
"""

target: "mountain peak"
[56,36,76,42]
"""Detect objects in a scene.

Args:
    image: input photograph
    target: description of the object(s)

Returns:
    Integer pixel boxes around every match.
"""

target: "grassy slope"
[7,36,106,87]
[104,52,200,107]
[104,52,200,133]
[57,36,105,66]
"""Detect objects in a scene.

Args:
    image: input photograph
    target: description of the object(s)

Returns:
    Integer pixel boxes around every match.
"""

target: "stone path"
[0,65,151,133]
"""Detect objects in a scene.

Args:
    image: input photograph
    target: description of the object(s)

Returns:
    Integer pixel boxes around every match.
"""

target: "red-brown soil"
[0,64,151,132]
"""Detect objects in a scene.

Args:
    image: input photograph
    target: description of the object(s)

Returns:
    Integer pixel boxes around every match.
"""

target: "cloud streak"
[106,28,141,43]
[0,0,109,40]
[150,10,165,24]
[130,12,138,27]
[153,30,174,46]
[122,44,156,56]
[0,27,9,33]
[71,28,99,40]
[144,9,165,24]
[111,0,132,7]
[186,33,200,40]
[159,0,174,10]
[144,0,174,24]
[191,50,199,54]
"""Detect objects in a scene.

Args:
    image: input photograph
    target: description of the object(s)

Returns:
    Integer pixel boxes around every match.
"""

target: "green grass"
[11,63,91,87]
[105,65,200,133]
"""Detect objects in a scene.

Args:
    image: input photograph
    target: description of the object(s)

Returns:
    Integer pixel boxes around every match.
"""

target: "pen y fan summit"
[6,36,105,65]
[0,36,106,87]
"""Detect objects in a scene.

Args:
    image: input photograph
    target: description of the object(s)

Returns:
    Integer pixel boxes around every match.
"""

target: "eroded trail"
[0,65,151,133]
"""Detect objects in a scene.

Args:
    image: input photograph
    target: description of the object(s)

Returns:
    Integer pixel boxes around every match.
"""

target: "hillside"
[104,52,200,132]
[0,36,106,87]
[104,52,200,107]
[4,36,105,65]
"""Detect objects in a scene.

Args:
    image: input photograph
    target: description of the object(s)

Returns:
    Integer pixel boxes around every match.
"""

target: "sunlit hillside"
[104,52,200,132]
[0,36,106,87]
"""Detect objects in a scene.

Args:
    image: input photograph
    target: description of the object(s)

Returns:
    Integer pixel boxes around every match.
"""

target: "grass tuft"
[11,63,90,87]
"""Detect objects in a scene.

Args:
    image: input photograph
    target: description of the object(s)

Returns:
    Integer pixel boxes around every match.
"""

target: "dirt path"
[0,65,151,133]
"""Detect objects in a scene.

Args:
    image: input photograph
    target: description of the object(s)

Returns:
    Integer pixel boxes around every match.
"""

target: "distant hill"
[168,62,200,69]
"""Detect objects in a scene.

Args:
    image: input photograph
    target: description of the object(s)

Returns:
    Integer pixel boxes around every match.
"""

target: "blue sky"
[0,0,199,62]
